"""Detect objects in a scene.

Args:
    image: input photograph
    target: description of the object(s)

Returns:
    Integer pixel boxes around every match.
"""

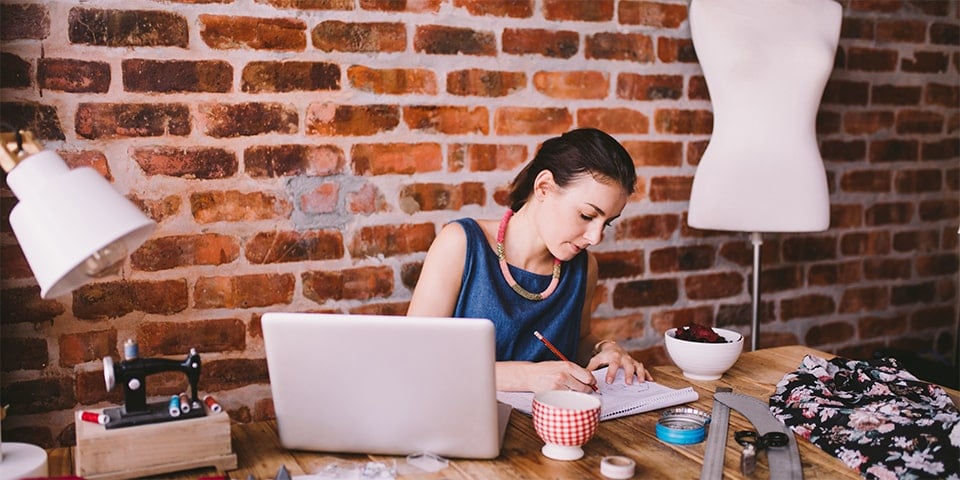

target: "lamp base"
[0,442,49,480]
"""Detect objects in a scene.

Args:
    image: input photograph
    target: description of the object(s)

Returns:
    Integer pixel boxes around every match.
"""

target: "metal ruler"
[700,387,731,480]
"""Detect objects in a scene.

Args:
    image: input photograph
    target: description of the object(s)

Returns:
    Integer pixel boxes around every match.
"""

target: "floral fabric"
[769,355,960,479]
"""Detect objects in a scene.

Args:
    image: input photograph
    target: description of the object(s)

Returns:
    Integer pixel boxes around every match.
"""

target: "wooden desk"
[48,345,960,479]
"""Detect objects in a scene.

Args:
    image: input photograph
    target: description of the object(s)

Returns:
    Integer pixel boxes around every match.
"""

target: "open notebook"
[497,367,698,421]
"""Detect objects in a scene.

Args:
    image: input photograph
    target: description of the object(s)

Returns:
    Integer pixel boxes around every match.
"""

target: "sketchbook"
[496,367,698,421]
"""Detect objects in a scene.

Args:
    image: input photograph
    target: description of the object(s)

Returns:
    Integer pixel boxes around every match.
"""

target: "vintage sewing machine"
[74,339,236,480]
[101,339,205,428]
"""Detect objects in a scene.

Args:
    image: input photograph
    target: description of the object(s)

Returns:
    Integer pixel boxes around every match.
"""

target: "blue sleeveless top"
[452,218,588,362]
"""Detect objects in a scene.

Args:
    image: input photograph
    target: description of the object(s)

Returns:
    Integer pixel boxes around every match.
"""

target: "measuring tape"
[656,407,711,445]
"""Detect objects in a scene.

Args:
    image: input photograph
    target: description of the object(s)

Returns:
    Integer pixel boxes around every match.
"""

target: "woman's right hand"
[497,361,598,393]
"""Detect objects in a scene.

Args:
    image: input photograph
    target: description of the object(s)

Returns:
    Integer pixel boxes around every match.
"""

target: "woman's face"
[537,172,629,261]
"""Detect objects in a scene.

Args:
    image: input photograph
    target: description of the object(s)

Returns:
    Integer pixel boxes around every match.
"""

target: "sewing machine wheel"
[103,356,115,391]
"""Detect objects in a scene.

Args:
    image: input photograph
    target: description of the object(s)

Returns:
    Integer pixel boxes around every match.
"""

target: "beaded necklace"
[496,210,561,301]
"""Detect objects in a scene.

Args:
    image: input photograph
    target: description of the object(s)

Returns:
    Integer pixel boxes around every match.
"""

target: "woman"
[407,128,653,393]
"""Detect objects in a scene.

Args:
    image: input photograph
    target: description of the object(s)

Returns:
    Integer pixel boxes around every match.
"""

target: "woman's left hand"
[586,342,654,385]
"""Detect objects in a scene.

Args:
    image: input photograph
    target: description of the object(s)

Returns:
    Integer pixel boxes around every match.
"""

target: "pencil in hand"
[533,330,600,394]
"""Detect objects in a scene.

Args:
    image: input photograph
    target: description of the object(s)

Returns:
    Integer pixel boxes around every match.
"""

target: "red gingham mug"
[532,390,601,461]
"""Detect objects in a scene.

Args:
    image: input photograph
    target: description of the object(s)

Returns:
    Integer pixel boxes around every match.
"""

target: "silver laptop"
[261,312,511,459]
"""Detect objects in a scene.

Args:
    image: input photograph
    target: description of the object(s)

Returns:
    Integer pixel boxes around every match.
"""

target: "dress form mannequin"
[687,0,842,232]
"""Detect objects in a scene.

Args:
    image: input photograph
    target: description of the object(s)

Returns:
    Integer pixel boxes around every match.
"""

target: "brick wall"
[0,0,957,447]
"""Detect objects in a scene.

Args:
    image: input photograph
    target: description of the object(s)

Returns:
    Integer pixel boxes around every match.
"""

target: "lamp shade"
[5,150,156,299]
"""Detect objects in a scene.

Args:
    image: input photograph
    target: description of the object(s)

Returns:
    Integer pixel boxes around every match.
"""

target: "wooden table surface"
[48,345,960,479]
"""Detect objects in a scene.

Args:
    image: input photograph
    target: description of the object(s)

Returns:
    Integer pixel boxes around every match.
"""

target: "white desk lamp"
[0,130,157,479]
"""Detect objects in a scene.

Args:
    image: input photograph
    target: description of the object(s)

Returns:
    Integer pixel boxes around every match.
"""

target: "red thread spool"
[204,394,222,413]
[80,411,110,425]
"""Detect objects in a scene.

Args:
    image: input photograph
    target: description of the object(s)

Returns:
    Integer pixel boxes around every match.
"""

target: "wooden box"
[74,406,236,480]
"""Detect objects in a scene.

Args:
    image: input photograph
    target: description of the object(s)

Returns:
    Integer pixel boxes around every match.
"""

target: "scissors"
[734,430,789,476]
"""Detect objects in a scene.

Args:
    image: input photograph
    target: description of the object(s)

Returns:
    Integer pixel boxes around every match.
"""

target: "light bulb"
[82,241,128,277]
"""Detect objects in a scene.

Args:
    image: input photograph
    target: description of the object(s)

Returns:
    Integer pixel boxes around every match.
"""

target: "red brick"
[866,202,914,225]
[0,246,33,280]
[648,175,692,202]
[649,306,713,333]
[200,102,298,137]
[759,266,803,293]
[782,236,837,262]
[351,143,442,175]
[869,139,918,162]
[918,198,959,221]
[451,144,528,172]
[594,250,644,279]
[242,61,340,93]
[194,273,295,309]
[897,110,944,134]
[841,231,891,257]
[872,84,922,105]
[809,261,862,286]
[138,318,245,356]
[544,0,614,21]
[901,51,949,73]
[612,279,678,308]
[133,146,237,179]
[657,37,697,63]
[0,52,31,88]
[876,19,926,43]
[401,262,423,290]
[619,1,687,28]
[892,229,940,253]
[911,306,957,331]
[578,109,649,135]
[58,150,112,180]
[201,358,269,391]
[687,140,708,165]
[191,190,292,223]
[348,181,391,214]
[534,71,609,99]
[77,368,122,406]
[414,26,496,56]
[654,109,712,134]
[245,144,345,177]
[494,107,572,135]
[922,137,959,160]
[817,111,842,135]
[349,223,436,258]
[845,46,898,71]
[585,33,654,62]
[245,230,345,263]
[76,103,190,139]
[1,336,47,371]
[69,8,187,47]
[649,245,714,273]
[805,321,855,346]
[502,29,578,58]
[306,104,400,136]
[124,59,231,93]
[840,169,891,192]
[843,111,894,134]
[839,286,889,313]
[781,294,835,320]
[258,0,353,9]
[930,22,959,45]
[615,214,680,240]
[312,21,406,53]
[199,15,306,51]
[403,106,489,134]
[822,140,866,162]
[131,195,182,224]
[300,182,340,214]
[685,272,743,300]
[863,258,912,279]
[617,74,683,101]
[59,330,117,367]
[131,234,240,271]
[361,0,440,12]
[1,3,49,40]
[350,302,410,316]
[895,169,942,193]
[0,287,65,324]
[38,59,110,93]
[859,315,907,339]
[348,66,437,95]
[454,0,532,17]
[891,281,936,306]
[926,83,959,108]
[72,280,189,319]
[399,182,485,213]
[841,17,875,40]
[302,266,395,302]
[2,378,75,416]
[622,141,681,168]
[447,69,527,97]
[0,101,64,141]
[823,80,869,105]
[718,238,780,267]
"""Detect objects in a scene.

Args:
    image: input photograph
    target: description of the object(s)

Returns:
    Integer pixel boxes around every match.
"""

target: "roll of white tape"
[600,455,635,479]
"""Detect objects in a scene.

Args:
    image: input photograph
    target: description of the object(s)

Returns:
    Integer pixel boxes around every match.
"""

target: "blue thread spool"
[123,339,139,360]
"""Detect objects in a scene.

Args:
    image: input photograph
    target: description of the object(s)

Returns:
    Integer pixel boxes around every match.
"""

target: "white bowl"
[664,327,744,380]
